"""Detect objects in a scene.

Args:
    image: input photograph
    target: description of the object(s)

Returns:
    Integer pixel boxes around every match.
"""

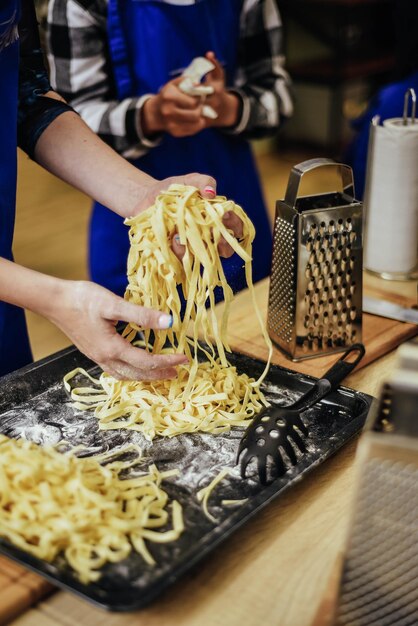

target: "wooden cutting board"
[0,556,53,625]
[213,274,418,379]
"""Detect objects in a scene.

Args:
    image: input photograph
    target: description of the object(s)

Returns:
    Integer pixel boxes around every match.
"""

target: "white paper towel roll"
[364,117,418,277]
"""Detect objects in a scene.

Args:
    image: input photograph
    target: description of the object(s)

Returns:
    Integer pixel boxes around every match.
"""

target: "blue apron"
[346,71,418,200]
[0,1,33,376]
[90,0,272,298]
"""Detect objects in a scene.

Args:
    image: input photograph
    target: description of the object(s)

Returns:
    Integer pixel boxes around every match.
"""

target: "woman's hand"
[49,281,188,380]
[172,208,244,260]
[202,52,241,128]
[142,77,206,138]
[0,259,188,381]
[135,172,217,211]
[133,174,244,260]
[141,52,240,136]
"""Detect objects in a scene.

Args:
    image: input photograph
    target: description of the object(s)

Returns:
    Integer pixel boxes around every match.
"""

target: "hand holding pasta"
[171,204,244,260]
[65,185,272,439]
[49,281,188,380]
[133,174,242,260]
[0,186,273,583]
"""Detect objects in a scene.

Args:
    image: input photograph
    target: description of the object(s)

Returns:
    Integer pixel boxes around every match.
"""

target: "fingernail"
[203,185,216,197]
[158,314,173,329]
[174,234,181,243]
[224,211,232,219]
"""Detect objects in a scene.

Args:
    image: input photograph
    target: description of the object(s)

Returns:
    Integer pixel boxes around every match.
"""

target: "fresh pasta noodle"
[0,435,183,583]
[64,359,265,440]
[197,468,232,523]
[65,185,272,439]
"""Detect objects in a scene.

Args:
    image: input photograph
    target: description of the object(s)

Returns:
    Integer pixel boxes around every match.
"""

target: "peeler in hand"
[237,343,366,485]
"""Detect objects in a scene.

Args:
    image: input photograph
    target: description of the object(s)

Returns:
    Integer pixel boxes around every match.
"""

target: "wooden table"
[10,274,417,626]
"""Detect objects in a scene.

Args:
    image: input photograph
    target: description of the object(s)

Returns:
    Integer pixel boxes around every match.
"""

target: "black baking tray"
[0,344,374,611]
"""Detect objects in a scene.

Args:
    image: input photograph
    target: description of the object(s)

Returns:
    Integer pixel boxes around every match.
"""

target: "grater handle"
[284,158,356,209]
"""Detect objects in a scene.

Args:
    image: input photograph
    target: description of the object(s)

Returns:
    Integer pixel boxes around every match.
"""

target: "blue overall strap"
[92,0,271,298]
[0,0,33,376]
[106,0,134,100]
[108,0,241,99]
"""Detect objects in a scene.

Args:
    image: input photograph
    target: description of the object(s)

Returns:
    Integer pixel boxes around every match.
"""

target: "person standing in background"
[0,0,242,379]
[47,0,293,298]
[345,0,418,199]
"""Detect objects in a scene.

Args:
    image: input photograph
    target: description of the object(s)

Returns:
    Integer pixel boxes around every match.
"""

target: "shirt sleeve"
[228,0,294,139]
[46,0,160,159]
[17,0,73,159]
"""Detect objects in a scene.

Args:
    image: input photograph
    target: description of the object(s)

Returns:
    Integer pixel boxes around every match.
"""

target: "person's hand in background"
[202,51,241,128]
[141,77,206,138]
[141,51,241,138]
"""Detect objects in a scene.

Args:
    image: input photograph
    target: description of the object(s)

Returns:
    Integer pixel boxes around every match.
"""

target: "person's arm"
[0,259,188,380]
[225,0,294,139]
[17,0,75,156]
[18,0,218,217]
[10,0,240,381]
[46,0,159,160]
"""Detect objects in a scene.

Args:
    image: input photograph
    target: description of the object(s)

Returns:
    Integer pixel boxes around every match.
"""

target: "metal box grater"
[268,158,363,361]
[334,341,418,626]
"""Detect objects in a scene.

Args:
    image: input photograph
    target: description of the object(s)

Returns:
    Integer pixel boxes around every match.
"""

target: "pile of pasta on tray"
[0,436,183,583]
[0,185,272,582]
[65,184,272,440]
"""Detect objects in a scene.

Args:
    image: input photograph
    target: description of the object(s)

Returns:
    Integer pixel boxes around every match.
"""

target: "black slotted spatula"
[237,343,365,485]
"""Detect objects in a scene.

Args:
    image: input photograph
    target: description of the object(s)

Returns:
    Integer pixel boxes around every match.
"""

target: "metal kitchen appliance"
[334,340,418,626]
[268,158,363,361]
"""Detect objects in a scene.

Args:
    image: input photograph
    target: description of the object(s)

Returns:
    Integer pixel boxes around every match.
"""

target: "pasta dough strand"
[66,185,273,439]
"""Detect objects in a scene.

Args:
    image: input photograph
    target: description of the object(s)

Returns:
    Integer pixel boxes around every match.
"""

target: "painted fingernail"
[203,185,216,197]
[158,314,173,329]
[174,234,181,244]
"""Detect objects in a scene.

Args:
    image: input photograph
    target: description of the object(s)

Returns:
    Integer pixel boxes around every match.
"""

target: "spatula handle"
[322,343,365,391]
[289,344,365,412]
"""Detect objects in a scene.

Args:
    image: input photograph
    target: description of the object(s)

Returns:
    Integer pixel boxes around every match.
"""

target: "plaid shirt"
[47,0,293,159]
[18,0,73,158]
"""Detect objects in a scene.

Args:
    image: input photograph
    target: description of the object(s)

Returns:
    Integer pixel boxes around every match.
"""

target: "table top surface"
[10,273,418,626]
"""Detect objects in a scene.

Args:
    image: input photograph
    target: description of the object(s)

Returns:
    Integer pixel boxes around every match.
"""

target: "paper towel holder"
[364,88,418,281]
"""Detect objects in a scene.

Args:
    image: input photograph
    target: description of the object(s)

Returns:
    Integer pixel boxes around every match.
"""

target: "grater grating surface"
[302,216,359,354]
[336,458,418,626]
[335,345,418,626]
[267,216,295,345]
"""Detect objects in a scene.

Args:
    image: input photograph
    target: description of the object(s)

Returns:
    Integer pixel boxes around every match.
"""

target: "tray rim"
[0,344,375,611]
